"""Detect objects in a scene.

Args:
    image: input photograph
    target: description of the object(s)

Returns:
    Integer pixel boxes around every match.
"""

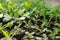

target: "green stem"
[2,30,11,40]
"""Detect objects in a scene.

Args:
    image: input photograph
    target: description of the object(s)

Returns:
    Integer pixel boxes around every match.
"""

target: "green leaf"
[31,24,39,29]
[53,28,60,36]
[40,9,46,16]
[8,1,14,10]
[14,12,19,18]
[25,32,33,38]
[3,14,12,22]
[23,12,30,18]
[2,30,10,39]
[18,9,25,16]
[31,17,36,22]
[55,23,60,28]
[6,21,13,28]
[0,23,2,30]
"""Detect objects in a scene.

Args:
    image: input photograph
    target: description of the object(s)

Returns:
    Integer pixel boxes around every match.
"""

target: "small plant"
[25,32,34,38]
[0,23,20,40]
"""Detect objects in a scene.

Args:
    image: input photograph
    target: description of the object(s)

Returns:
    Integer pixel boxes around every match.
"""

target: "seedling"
[0,23,20,40]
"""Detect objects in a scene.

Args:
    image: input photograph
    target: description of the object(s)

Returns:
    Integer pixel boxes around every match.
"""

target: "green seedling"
[0,23,20,40]
[31,24,39,30]
[0,23,11,40]
[25,32,34,38]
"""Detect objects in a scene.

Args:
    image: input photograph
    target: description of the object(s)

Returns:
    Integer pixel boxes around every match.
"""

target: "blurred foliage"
[0,0,60,40]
